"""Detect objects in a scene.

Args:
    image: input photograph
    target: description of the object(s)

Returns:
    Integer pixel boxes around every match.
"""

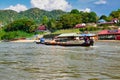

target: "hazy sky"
[0,0,119,16]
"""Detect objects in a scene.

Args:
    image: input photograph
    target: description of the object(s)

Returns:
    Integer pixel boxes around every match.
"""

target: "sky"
[0,0,120,16]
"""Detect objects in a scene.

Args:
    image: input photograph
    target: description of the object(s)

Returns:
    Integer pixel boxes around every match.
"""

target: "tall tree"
[110,9,120,19]
[41,16,49,25]
[47,19,57,31]
[81,12,98,23]
[70,9,79,14]
[4,19,36,33]
[59,14,82,29]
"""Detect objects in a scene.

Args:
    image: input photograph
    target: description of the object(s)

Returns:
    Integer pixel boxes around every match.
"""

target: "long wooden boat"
[36,39,94,47]
[44,41,92,47]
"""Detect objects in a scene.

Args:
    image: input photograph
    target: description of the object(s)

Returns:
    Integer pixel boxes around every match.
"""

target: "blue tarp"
[78,34,95,37]
[98,19,106,23]
[40,38,45,43]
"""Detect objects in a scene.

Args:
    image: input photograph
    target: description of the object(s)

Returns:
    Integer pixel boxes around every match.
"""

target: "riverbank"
[10,40,39,42]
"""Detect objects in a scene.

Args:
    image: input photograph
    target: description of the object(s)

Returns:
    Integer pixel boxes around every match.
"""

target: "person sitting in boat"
[83,36,90,44]
[75,37,79,40]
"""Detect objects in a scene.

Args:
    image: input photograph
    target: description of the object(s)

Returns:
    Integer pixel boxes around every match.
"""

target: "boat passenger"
[75,37,79,40]
[83,36,90,44]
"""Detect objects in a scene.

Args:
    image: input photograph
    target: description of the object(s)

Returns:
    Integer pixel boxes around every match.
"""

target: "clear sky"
[0,0,120,16]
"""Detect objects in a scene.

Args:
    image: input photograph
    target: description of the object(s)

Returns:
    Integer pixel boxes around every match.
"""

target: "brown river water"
[0,41,120,80]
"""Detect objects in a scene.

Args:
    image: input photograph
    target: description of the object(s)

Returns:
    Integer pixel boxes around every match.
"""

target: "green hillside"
[0,8,66,25]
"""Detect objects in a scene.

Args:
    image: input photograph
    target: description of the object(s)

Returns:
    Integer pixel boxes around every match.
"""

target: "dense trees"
[99,9,120,21]
[0,8,98,31]
[51,10,98,29]
[70,9,79,14]
[58,13,82,29]
[110,9,120,19]
[1,19,36,40]
[0,8,120,40]
[0,10,18,25]
[80,11,98,23]
[4,19,36,33]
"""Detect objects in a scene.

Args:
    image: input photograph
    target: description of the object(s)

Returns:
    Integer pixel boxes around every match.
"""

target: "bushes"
[79,26,98,32]
[1,32,17,40]
[1,31,33,40]
[4,19,36,33]
[0,29,5,40]
[1,18,37,40]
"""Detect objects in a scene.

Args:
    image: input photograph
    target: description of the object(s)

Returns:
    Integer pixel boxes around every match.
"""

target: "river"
[0,41,120,80]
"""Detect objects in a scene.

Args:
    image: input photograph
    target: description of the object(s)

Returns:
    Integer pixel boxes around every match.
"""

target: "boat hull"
[36,42,44,44]
[44,42,59,45]
[59,43,91,47]
[44,41,91,47]
[36,40,93,47]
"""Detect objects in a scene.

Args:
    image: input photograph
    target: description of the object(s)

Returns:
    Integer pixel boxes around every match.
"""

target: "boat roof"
[57,33,96,38]
[57,33,77,37]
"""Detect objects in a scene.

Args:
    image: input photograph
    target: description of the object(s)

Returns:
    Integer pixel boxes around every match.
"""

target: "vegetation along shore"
[0,8,120,41]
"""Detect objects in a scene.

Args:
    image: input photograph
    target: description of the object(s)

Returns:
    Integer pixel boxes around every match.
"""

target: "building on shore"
[98,29,120,40]
[74,23,86,28]
[97,18,119,25]
[37,25,47,31]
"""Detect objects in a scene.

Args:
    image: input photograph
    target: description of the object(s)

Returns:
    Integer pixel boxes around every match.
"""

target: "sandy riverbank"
[10,40,40,42]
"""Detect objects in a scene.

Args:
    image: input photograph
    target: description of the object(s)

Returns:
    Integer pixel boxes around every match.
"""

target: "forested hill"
[0,10,18,24]
[0,8,66,25]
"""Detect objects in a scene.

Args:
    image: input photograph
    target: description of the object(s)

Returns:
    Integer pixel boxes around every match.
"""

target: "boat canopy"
[57,33,78,38]
[57,33,96,38]
[78,33,96,37]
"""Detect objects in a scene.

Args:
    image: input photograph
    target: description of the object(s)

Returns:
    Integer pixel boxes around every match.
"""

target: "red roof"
[37,25,46,30]
[98,30,120,35]
[112,18,119,21]
[74,24,86,28]
[97,22,114,25]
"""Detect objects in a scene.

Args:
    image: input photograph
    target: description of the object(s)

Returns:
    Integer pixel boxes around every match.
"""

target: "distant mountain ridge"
[0,8,66,25]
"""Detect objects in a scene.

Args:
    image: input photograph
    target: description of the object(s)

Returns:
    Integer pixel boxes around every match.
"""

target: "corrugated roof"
[98,30,120,35]
[57,33,77,37]
[37,25,46,30]
[57,33,96,37]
